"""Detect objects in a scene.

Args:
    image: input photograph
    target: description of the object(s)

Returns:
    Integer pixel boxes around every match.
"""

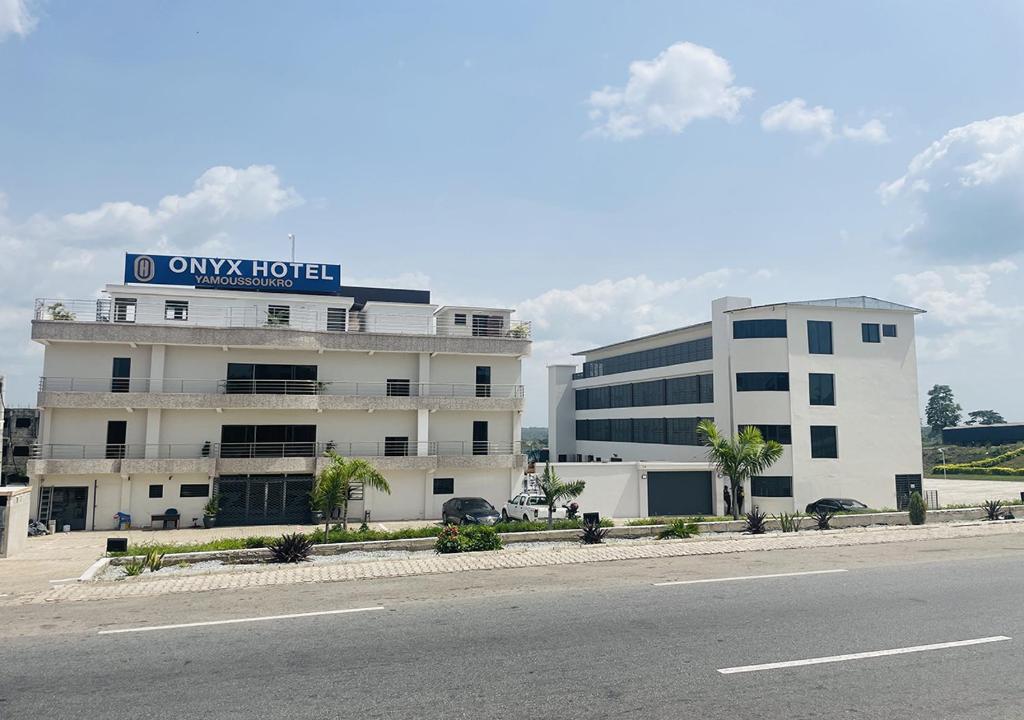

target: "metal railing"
[39,377,525,399]
[34,299,531,339]
[30,440,522,460]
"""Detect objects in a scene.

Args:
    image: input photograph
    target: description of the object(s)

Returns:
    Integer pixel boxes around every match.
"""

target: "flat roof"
[572,320,712,356]
[943,422,1024,430]
[726,296,925,314]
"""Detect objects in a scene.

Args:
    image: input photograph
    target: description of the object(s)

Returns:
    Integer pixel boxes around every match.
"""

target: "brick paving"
[7,520,1023,606]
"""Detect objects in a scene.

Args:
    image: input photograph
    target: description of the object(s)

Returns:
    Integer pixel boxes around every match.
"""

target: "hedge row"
[934,445,1024,472]
[930,464,1024,477]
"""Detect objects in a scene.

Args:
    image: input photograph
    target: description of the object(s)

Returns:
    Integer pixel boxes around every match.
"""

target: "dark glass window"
[862,323,881,343]
[589,419,611,442]
[387,379,411,397]
[733,319,787,339]
[180,484,210,498]
[226,363,318,394]
[454,313,467,325]
[267,305,290,326]
[883,324,897,337]
[810,426,838,458]
[609,384,632,408]
[326,307,347,332]
[632,380,665,406]
[741,424,792,444]
[433,478,454,495]
[582,337,712,378]
[384,436,410,456]
[665,376,700,405]
[699,373,714,403]
[809,373,835,406]
[14,417,32,428]
[736,372,790,392]
[609,419,633,443]
[111,357,131,393]
[666,417,703,446]
[633,418,665,444]
[589,385,611,410]
[475,366,491,398]
[575,389,589,411]
[220,425,316,458]
[576,419,590,441]
[751,476,793,497]
[12,446,29,457]
[807,320,833,354]
[149,484,163,498]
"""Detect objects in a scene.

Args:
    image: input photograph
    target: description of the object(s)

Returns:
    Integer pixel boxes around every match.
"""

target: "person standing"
[736,483,746,515]
[723,483,732,516]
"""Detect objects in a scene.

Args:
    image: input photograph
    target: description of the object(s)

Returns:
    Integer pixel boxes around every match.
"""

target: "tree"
[698,420,784,520]
[925,385,962,433]
[311,452,391,538]
[536,465,586,529]
[965,410,1005,426]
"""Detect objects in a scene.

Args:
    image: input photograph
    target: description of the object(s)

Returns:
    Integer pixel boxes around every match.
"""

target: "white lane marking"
[0,593,8,598]
[655,569,847,586]
[49,577,79,583]
[718,636,1011,674]
[97,606,385,635]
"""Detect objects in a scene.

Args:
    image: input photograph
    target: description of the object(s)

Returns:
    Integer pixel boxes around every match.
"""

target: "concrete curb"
[78,556,112,583]
[103,507,990,570]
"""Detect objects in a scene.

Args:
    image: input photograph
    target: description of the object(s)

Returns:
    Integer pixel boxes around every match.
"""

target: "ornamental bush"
[434,525,462,554]
[461,525,503,552]
[909,492,927,525]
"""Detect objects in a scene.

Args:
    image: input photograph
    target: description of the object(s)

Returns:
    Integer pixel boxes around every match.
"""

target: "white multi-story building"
[27,254,530,530]
[549,296,924,516]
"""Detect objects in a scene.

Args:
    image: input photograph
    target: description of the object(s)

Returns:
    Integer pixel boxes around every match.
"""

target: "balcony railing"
[29,440,522,460]
[34,299,531,339]
[39,377,525,399]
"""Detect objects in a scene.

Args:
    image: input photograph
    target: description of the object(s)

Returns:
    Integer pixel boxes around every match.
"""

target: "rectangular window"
[589,385,610,410]
[164,300,188,321]
[609,383,632,408]
[326,307,347,332]
[575,389,589,411]
[582,337,712,378]
[12,446,30,457]
[113,297,137,323]
[699,373,714,403]
[226,363,318,394]
[666,417,703,446]
[609,418,633,443]
[742,424,792,444]
[882,323,897,338]
[733,319,787,339]
[589,419,611,442]
[454,313,467,325]
[736,372,790,392]
[14,417,32,429]
[105,420,127,459]
[267,305,290,326]
[180,484,210,498]
[433,478,454,495]
[472,421,489,455]
[810,426,838,458]
[751,476,793,497]
[148,484,163,499]
[632,418,665,444]
[386,379,411,397]
[220,425,316,458]
[807,320,833,354]
[576,419,590,441]
[111,357,131,393]
[472,315,503,337]
[862,323,881,343]
[632,379,665,406]
[383,436,409,456]
[809,373,835,406]
[475,366,491,398]
[665,376,700,405]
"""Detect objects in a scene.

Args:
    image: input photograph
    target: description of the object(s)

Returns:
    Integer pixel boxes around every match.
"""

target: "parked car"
[501,493,568,522]
[441,497,501,526]
[805,498,869,514]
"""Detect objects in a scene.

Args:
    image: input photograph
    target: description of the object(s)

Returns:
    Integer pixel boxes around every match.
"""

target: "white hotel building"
[27,255,530,531]
[549,296,925,516]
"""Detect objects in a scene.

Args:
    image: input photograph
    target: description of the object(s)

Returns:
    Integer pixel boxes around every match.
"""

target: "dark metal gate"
[215,475,314,526]
[647,471,713,516]
[895,474,923,510]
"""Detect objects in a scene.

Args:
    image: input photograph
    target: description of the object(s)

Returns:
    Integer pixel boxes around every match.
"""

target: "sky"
[1,0,1023,426]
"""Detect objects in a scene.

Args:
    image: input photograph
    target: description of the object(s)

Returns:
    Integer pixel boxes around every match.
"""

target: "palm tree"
[311,452,391,538]
[698,420,784,520]
[537,464,586,529]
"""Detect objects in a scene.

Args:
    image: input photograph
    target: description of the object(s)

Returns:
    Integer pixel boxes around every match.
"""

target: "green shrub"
[775,512,803,533]
[657,519,700,539]
[434,525,463,554]
[909,492,927,525]
[625,515,728,526]
[579,519,610,544]
[981,499,1005,520]
[268,533,315,563]
[744,510,768,535]
[812,508,835,530]
[143,549,165,572]
[121,558,145,576]
[461,525,503,552]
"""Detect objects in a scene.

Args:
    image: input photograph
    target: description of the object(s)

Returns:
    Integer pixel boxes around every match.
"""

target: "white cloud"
[0,165,302,404]
[761,97,888,146]
[0,0,37,41]
[893,260,1020,326]
[586,42,753,140]
[881,113,1024,259]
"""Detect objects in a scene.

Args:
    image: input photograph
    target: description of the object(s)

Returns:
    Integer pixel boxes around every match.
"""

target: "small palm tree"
[311,452,391,538]
[698,420,784,520]
[537,464,586,529]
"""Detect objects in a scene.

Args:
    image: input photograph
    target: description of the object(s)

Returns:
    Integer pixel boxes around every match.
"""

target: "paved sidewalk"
[13,520,1024,606]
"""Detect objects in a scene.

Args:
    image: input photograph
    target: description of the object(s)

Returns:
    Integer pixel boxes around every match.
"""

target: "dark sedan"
[805,498,869,514]
[441,497,501,526]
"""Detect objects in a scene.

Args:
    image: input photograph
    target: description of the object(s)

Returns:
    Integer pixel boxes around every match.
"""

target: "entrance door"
[50,487,89,531]
[895,474,923,510]
[111,357,131,393]
[106,420,127,459]
[647,471,713,516]
[215,476,315,526]
[472,421,488,455]
[475,366,491,398]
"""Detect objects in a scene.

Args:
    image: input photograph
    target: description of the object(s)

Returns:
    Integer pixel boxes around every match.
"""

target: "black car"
[441,497,501,526]
[805,498,869,514]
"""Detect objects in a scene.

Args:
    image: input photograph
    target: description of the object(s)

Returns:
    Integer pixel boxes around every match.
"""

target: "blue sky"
[1,0,1023,425]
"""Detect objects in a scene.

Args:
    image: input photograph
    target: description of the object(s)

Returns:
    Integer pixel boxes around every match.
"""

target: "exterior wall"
[43,342,153,380]
[548,365,576,460]
[0,486,32,557]
[429,354,522,387]
[47,408,146,448]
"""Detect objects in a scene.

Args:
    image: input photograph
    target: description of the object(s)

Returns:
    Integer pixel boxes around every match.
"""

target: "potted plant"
[203,494,220,528]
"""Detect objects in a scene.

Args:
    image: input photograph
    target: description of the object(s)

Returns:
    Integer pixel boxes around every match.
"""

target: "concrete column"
[417,409,430,456]
[144,409,162,459]
[547,365,577,460]
[119,475,131,515]
[422,470,431,520]
[711,296,752,435]
[150,344,166,393]
[38,408,52,447]
[418,352,430,388]
[513,410,522,452]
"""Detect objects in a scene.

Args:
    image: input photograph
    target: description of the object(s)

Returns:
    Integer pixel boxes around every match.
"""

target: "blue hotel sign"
[125,254,342,295]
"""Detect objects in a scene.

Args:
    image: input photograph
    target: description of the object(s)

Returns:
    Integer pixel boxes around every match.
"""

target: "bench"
[151,513,180,529]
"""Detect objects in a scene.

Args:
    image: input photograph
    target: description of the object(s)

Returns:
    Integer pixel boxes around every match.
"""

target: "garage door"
[647,471,713,516]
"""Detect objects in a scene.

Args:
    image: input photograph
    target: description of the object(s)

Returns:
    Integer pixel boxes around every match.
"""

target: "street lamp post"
[938,447,947,482]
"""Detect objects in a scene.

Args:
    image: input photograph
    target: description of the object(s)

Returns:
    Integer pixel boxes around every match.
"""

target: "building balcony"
[37,377,526,411]
[34,298,531,339]
[26,441,525,475]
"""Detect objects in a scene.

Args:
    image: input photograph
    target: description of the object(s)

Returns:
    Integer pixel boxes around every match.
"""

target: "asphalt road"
[3,535,1024,719]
